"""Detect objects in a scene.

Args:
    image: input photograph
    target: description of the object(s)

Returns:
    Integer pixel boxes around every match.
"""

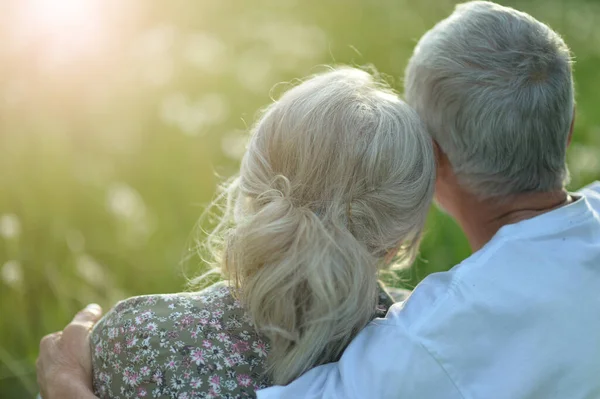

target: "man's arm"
[257,316,463,399]
[36,304,101,399]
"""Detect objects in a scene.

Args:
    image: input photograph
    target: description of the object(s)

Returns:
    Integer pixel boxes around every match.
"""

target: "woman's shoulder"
[107,281,237,316]
[91,281,270,398]
[91,281,250,346]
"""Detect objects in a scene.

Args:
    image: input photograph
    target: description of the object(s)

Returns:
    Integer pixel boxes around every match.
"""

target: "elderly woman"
[37,67,434,398]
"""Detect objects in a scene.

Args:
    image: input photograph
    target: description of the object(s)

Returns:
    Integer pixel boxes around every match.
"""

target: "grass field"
[1,0,599,396]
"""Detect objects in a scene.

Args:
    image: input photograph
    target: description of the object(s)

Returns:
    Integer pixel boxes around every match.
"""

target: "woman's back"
[91,282,397,398]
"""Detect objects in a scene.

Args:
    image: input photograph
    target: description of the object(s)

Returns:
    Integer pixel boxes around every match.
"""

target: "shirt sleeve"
[256,320,463,399]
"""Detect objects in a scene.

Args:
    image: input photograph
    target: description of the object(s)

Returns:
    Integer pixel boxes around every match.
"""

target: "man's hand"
[36,304,103,399]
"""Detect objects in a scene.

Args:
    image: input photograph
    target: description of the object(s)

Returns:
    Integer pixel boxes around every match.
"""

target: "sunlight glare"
[13,0,109,63]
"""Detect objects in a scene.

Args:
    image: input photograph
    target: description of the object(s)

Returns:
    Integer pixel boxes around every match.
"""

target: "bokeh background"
[1,0,599,396]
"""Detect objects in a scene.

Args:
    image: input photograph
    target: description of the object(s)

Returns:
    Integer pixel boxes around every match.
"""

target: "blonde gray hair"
[200,67,435,384]
[405,1,574,198]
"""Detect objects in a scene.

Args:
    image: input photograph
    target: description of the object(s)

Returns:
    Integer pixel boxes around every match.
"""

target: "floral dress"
[91,281,402,399]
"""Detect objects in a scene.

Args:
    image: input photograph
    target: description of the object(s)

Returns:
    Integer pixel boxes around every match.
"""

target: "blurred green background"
[1,0,599,396]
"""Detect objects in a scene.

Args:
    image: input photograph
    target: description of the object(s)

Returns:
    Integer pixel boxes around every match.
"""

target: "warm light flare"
[11,0,110,64]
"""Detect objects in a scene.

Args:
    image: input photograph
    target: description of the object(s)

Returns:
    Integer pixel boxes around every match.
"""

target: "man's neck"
[454,189,572,252]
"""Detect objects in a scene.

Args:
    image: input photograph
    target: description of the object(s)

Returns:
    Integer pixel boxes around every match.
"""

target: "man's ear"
[567,107,576,147]
[433,139,443,166]
[432,139,450,176]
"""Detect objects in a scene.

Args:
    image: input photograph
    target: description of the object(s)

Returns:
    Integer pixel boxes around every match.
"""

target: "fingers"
[72,304,103,324]
[62,304,103,343]
[36,305,102,399]
[39,331,62,352]
[37,331,62,398]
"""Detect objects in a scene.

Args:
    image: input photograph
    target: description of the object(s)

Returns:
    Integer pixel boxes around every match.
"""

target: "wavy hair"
[196,67,435,384]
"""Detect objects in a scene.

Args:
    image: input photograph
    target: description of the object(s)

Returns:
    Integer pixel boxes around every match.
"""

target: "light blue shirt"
[258,182,600,399]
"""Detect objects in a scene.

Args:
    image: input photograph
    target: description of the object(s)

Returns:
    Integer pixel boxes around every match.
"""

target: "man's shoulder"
[384,268,460,330]
[385,237,515,334]
[579,180,600,194]
[578,181,600,206]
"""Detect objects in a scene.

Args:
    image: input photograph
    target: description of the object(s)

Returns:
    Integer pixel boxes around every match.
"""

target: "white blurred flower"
[160,92,230,136]
[0,214,21,240]
[1,260,23,287]
[183,32,228,73]
[76,254,105,287]
[106,182,154,246]
[221,130,248,161]
[570,143,600,177]
[107,183,147,220]
[160,93,207,136]
[197,93,230,126]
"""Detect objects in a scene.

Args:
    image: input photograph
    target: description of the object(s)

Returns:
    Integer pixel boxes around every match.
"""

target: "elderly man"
[37,1,600,398]
[258,2,600,397]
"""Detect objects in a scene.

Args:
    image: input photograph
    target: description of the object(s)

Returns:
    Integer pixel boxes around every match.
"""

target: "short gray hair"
[405,1,574,198]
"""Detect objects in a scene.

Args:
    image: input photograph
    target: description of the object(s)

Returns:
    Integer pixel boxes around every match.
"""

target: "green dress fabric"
[91,281,399,399]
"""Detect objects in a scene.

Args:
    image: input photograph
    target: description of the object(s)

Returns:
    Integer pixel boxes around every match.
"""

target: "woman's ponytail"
[225,181,379,383]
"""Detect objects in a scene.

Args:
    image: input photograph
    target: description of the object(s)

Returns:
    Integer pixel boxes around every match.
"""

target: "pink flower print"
[123,367,140,387]
[237,374,252,387]
[152,370,163,385]
[232,340,249,353]
[113,342,122,354]
[202,339,213,349]
[143,297,157,305]
[147,322,157,332]
[252,341,268,357]
[216,332,229,342]
[137,387,147,397]
[224,357,236,367]
[190,377,203,389]
[213,309,224,318]
[181,315,194,328]
[209,375,221,389]
[199,317,209,325]
[95,343,103,356]
[190,348,205,365]
[165,357,179,370]
[125,335,138,348]
[140,366,151,377]
[209,319,222,330]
